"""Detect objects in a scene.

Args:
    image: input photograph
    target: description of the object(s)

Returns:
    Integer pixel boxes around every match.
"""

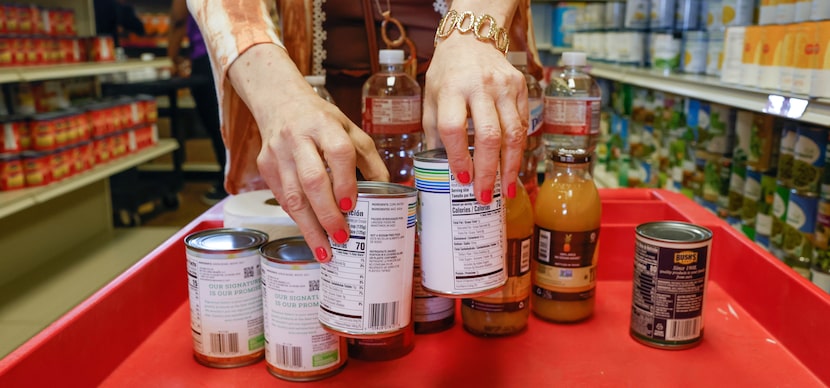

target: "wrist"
[434,9,510,55]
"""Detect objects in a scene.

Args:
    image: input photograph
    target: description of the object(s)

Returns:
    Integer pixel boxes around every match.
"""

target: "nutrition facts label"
[448,177,506,290]
[631,239,708,342]
[319,195,416,335]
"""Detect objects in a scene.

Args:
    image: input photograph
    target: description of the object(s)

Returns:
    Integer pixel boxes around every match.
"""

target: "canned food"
[87,35,115,62]
[814,199,830,251]
[604,1,626,29]
[721,0,756,26]
[184,227,268,368]
[652,32,682,74]
[22,151,52,187]
[705,31,724,76]
[414,148,507,298]
[319,181,417,338]
[630,221,713,350]
[783,190,818,260]
[792,125,826,195]
[675,0,702,30]
[770,180,791,259]
[625,0,651,30]
[0,154,25,191]
[704,104,734,155]
[704,0,724,30]
[650,0,676,30]
[754,172,779,249]
[682,30,708,74]
[748,114,780,173]
[1,116,27,153]
[777,123,798,186]
[260,237,347,381]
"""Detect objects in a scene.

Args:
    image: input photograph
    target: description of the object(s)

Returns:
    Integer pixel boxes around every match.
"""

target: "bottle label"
[542,97,601,137]
[507,236,532,276]
[534,227,599,290]
[362,96,421,134]
[535,227,599,267]
[528,97,543,137]
[462,296,529,313]
[533,285,595,301]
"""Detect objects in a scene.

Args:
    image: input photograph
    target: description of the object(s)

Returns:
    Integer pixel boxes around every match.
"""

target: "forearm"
[227,43,311,133]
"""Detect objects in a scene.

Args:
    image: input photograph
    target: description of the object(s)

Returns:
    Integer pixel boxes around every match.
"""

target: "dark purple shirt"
[187,15,207,60]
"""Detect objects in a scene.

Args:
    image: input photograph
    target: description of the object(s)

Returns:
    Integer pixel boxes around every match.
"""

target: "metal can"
[675,0,702,30]
[624,0,651,30]
[705,31,724,76]
[792,125,827,195]
[682,30,708,75]
[604,1,626,29]
[414,148,507,298]
[260,237,347,381]
[783,190,819,261]
[770,180,791,260]
[184,227,269,368]
[630,221,713,350]
[651,32,682,74]
[319,181,417,338]
[649,0,676,30]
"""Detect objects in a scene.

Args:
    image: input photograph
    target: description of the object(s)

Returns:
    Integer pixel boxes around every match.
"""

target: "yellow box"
[779,24,799,91]
[810,20,830,98]
[759,25,787,90]
[791,22,819,95]
[740,25,764,86]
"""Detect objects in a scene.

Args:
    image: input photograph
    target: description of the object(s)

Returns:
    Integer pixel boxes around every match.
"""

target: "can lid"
[378,49,405,65]
[185,228,269,253]
[561,52,587,66]
[261,236,316,264]
[358,181,417,196]
[551,148,591,164]
[636,221,713,243]
[304,75,326,86]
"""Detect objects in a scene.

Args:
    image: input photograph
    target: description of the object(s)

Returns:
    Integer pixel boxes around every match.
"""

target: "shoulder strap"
[361,0,380,74]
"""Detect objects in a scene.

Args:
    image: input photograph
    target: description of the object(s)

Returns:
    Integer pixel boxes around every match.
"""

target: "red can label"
[362,96,421,135]
[542,97,601,137]
[0,157,25,191]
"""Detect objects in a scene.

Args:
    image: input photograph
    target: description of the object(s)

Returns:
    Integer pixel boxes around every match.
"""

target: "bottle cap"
[551,148,591,164]
[507,51,527,66]
[378,49,405,65]
[561,52,587,67]
[304,75,326,86]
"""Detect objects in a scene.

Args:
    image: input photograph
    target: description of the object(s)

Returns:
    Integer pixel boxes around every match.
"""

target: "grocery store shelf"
[0,139,178,220]
[588,62,830,127]
[593,164,619,189]
[0,58,172,84]
[537,43,571,55]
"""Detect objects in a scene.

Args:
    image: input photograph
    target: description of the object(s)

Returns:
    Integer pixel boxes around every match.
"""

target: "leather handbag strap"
[361,0,380,74]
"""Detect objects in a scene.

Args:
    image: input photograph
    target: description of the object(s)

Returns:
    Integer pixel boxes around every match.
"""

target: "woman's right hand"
[229,44,390,262]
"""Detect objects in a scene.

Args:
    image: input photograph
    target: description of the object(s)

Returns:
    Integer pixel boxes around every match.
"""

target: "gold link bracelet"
[434,9,509,55]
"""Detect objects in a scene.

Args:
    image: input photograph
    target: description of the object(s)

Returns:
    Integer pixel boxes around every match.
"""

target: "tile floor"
[0,181,214,358]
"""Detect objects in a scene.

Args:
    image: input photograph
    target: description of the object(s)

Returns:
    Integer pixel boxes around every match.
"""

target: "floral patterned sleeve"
[187,0,283,194]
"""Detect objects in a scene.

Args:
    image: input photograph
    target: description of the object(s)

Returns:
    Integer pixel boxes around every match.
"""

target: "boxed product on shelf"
[0,154,24,191]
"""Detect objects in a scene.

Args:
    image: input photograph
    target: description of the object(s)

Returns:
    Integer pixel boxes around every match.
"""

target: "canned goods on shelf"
[682,30,708,74]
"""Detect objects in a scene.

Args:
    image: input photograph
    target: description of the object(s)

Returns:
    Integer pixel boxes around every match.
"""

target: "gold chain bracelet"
[434,9,510,55]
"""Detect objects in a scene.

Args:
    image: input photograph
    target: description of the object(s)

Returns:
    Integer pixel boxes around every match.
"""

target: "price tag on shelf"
[764,94,809,119]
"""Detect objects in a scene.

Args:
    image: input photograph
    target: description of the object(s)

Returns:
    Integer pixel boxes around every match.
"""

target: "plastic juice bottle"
[361,49,422,186]
[305,75,335,103]
[461,180,533,336]
[542,52,602,155]
[532,149,601,322]
[508,51,544,206]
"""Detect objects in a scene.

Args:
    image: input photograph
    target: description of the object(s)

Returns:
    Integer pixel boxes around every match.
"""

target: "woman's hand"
[424,31,528,202]
[230,44,389,262]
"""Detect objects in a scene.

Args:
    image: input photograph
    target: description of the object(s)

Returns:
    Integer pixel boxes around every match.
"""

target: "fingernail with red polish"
[481,189,492,204]
[315,247,328,261]
[457,171,471,184]
[507,183,516,199]
[334,229,349,244]
[339,197,352,211]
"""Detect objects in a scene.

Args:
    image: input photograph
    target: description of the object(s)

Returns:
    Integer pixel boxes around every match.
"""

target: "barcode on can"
[274,343,303,369]
[665,317,701,341]
[209,332,239,354]
[537,229,551,263]
[369,301,399,330]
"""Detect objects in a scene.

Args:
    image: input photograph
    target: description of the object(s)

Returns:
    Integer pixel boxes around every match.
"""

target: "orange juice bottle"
[461,180,533,336]
[532,149,601,323]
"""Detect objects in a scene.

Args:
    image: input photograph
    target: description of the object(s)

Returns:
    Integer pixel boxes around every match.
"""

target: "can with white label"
[185,227,269,368]
[630,221,713,350]
[319,182,417,338]
[414,148,507,298]
[261,237,347,381]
